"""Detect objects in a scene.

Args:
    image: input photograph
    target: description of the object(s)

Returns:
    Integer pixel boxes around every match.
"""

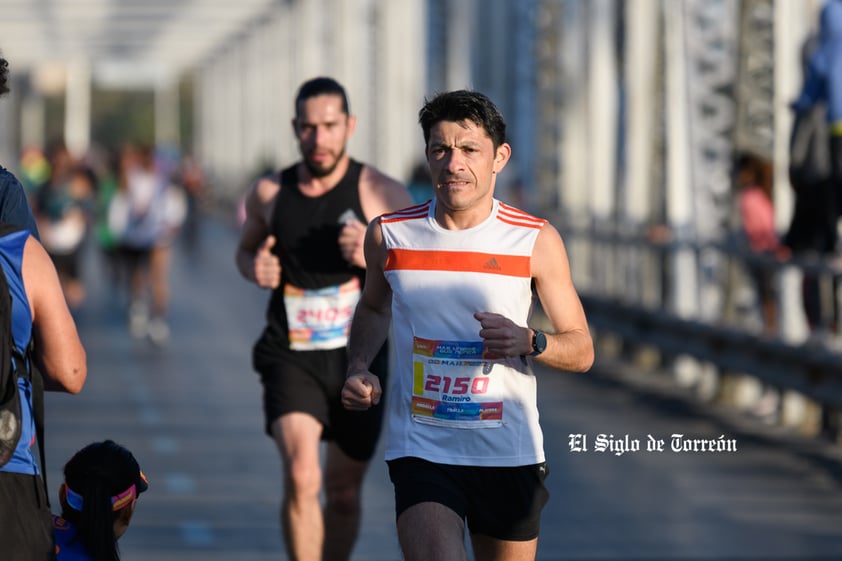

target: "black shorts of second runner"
[387,457,550,541]
[255,343,389,462]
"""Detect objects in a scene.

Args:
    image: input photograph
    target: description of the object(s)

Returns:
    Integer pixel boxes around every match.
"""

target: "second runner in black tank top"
[262,160,367,351]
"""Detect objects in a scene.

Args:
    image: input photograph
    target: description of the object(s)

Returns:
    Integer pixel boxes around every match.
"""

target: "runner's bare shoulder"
[359,165,412,219]
[253,174,281,203]
[247,174,281,225]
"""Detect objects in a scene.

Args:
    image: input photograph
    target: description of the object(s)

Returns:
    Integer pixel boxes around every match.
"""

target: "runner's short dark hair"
[418,90,507,150]
[295,77,350,117]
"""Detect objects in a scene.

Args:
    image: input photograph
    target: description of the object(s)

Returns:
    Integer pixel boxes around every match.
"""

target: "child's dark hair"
[735,151,773,197]
[62,440,148,561]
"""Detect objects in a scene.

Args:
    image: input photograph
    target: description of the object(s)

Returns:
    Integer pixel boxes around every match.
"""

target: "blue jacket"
[53,516,94,561]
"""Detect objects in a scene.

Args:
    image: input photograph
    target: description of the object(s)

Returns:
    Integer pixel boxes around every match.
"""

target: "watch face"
[533,330,547,354]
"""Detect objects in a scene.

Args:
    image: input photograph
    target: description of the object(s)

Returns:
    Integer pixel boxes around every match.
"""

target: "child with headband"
[53,440,149,561]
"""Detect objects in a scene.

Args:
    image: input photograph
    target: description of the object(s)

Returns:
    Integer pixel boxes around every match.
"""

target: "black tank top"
[261,159,366,349]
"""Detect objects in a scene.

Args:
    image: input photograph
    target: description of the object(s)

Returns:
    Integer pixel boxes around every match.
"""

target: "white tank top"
[380,198,547,466]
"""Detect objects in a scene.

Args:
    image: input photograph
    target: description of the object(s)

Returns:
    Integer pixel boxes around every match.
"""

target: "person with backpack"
[787,2,842,335]
[52,440,148,561]
[0,48,87,561]
[0,222,88,561]
[0,222,88,560]
[793,0,842,191]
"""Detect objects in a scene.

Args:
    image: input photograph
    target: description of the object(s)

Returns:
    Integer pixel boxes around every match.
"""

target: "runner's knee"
[323,479,361,514]
[284,459,322,498]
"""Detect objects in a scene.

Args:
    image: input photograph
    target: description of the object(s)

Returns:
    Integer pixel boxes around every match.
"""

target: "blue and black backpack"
[0,225,36,468]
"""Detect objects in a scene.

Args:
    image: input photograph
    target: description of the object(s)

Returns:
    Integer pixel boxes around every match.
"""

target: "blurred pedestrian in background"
[405,160,433,204]
[177,152,206,258]
[788,0,842,338]
[110,143,185,345]
[734,152,787,336]
[88,148,125,296]
[32,140,95,310]
[19,145,51,208]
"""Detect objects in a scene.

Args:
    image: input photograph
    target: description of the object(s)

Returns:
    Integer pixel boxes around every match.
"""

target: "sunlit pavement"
[44,211,842,560]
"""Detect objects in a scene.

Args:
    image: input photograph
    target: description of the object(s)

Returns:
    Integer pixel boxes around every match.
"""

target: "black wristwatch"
[529,329,547,356]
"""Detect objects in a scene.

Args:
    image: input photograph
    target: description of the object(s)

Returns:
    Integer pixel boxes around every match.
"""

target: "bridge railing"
[555,219,842,436]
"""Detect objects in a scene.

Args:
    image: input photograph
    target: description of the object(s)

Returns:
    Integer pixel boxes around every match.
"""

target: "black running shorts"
[387,456,550,541]
[255,343,389,462]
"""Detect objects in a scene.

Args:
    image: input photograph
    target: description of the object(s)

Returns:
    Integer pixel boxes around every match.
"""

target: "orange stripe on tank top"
[385,248,530,277]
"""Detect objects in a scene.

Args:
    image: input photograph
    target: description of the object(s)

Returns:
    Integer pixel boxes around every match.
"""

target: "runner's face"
[426,119,509,213]
[294,94,354,178]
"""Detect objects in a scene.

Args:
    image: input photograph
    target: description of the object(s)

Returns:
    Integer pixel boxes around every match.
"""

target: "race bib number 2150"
[410,336,503,429]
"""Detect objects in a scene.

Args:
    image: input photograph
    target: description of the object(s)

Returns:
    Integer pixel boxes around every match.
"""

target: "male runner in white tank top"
[342,90,594,561]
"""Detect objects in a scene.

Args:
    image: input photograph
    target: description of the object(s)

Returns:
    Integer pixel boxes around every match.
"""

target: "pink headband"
[65,471,147,512]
